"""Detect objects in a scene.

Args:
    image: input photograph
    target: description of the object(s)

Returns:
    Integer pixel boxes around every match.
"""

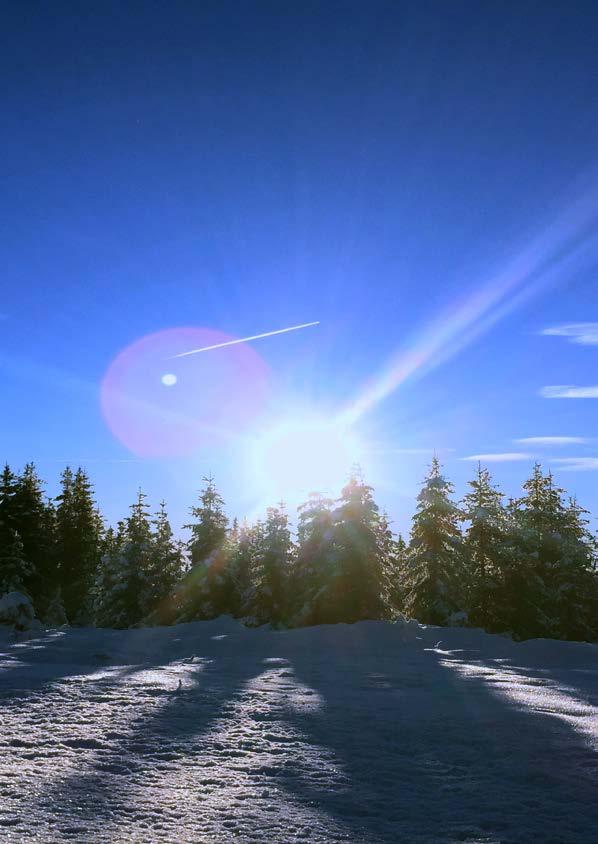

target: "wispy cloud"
[541,322,598,345]
[461,452,534,463]
[551,457,598,471]
[540,385,598,399]
[514,436,588,446]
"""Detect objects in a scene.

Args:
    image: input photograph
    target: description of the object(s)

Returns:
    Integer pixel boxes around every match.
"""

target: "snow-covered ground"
[1,618,597,843]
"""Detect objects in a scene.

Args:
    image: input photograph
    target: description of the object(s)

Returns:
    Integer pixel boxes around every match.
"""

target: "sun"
[250,415,363,502]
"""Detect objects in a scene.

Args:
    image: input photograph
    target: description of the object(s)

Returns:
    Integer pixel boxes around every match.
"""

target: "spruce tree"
[554,496,598,640]
[185,475,228,566]
[291,493,337,625]
[44,586,68,627]
[378,510,399,612]
[121,489,153,625]
[55,467,103,623]
[143,501,184,624]
[226,519,257,618]
[461,463,508,628]
[0,465,33,595]
[93,523,128,628]
[0,529,32,595]
[94,492,152,627]
[0,464,19,534]
[389,533,407,612]
[182,475,228,619]
[251,503,292,625]
[404,457,463,624]
[13,464,58,612]
[503,465,571,639]
[330,472,393,623]
[505,466,598,640]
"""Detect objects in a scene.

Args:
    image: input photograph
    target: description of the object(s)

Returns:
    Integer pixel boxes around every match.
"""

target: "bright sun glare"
[251,416,363,501]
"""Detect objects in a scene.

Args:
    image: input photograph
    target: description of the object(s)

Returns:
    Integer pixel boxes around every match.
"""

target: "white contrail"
[171,321,320,358]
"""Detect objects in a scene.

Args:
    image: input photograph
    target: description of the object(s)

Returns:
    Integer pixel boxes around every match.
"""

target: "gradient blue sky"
[2,0,598,535]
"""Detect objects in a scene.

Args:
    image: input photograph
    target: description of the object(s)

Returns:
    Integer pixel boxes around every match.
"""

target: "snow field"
[1,617,597,843]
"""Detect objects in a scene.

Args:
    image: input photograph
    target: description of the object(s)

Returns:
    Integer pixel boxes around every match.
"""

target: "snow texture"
[0,617,597,843]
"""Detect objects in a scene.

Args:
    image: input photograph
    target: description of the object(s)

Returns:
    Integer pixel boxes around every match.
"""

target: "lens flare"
[101,327,270,457]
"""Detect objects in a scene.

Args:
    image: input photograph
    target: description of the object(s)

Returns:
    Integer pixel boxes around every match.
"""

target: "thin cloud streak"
[461,452,534,462]
[541,322,598,345]
[514,436,588,446]
[540,385,598,399]
[551,457,598,471]
[171,322,320,358]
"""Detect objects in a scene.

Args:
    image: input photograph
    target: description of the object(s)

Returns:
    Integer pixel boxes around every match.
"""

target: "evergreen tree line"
[1,459,597,641]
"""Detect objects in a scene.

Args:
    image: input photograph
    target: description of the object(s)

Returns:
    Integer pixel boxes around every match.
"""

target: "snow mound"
[0,591,36,629]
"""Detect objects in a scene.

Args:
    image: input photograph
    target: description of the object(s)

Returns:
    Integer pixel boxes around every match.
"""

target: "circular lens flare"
[101,327,270,457]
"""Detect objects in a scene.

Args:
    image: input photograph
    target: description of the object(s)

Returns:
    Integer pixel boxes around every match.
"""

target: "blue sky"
[2,0,598,535]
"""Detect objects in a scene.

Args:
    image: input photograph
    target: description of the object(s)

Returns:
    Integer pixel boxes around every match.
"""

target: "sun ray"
[341,187,598,425]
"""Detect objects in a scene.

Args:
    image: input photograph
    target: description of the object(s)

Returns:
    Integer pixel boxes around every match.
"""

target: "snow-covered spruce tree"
[0,464,19,528]
[389,532,408,612]
[379,510,401,613]
[142,501,184,625]
[120,489,154,626]
[501,465,567,639]
[553,496,598,641]
[186,475,229,566]
[54,467,75,594]
[330,471,394,624]
[461,463,508,629]
[0,465,33,595]
[290,493,337,626]
[55,467,103,624]
[13,464,58,614]
[204,518,245,619]
[0,529,32,595]
[404,457,464,625]
[225,519,258,618]
[251,504,293,625]
[94,492,153,628]
[501,465,598,640]
[93,523,128,628]
[181,475,228,620]
[44,586,68,627]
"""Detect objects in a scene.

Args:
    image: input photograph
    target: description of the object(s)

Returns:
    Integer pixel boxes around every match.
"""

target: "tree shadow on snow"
[282,622,598,844]
[27,626,269,839]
